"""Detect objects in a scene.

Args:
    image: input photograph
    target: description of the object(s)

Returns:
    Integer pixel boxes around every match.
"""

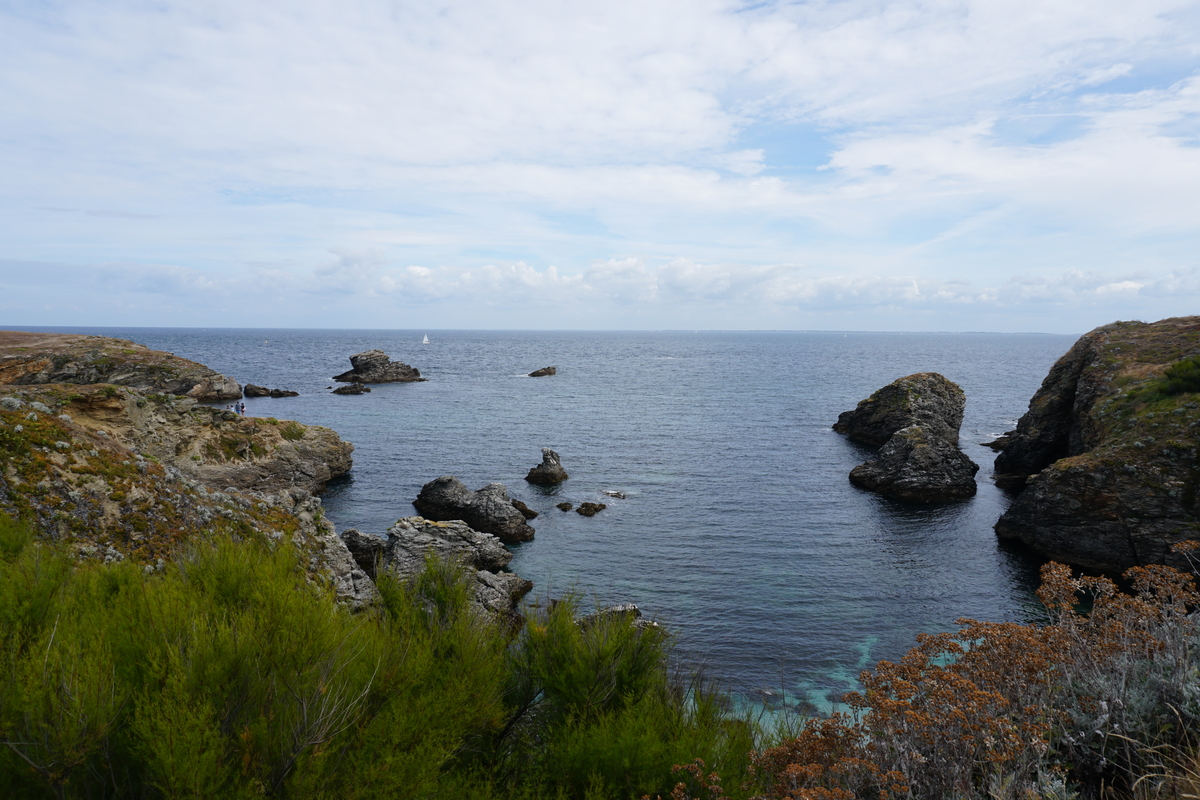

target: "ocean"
[21,327,1076,712]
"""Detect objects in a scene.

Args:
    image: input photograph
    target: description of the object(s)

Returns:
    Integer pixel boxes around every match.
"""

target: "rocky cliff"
[0,330,242,399]
[994,317,1200,573]
[0,383,372,606]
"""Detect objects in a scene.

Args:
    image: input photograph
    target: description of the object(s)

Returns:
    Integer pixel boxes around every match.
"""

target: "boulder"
[332,383,370,395]
[576,501,606,517]
[244,384,271,397]
[994,317,1200,573]
[269,388,299,398]
[413,476,535,543]
[333,349,425,383]
[525,448,569,485]
[511,499,538,520]
[557,502,573,511]
[185,376,244,401]
[833,372,966,445]
[849,425,979,501]
[528,366,557,377]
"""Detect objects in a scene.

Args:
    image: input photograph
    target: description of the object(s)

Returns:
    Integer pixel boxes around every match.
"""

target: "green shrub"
[280,421,306,441]
[1164,355,1200,395]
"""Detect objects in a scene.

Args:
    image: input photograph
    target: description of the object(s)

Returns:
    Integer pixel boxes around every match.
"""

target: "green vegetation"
[1164,355,1200,396]
[280,420,306,441]
[0,515,757,799]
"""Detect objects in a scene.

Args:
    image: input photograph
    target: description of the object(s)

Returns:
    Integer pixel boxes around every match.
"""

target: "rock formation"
[341,518,532,617]
[528,366,557,377]
[332,383,370,395]
[834,372,966,445]
[994,317,1200,573]
[849,425,979,501]
[245,384,300,398]
[525,448,569,485]
[511,499,538,519]
[412,476,535,543]
[835,373,978,501]
[576,501,606,516]
[0,330,242,400]
[333,350,425,383]
[0,384,371,608]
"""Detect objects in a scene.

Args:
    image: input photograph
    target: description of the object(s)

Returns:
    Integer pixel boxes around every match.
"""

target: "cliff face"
[0,330,242,399]
[994,317,1200,573]
[0,383,371,606]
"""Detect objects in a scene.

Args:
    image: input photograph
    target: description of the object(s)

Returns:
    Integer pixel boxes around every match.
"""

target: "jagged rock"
[849,425,979,501]
[528,366,557,377]
[525,448,569,485]
[270,388,299,398]
[557,502,573,511]
[340,528,385,580]
[332,383,370,395]
[244,384,271,397]
[994,317,1200,573]
[576,501,606,516]
[0,330,242,399]
[333,349,425,383]
[983,431,1015,451]
[512,499,538,520]
[833,372,966,445]
[413,476,535,543]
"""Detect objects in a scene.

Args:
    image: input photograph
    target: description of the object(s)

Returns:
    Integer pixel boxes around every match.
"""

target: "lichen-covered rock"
[0,386,372,608]
[833,372,966,446]
[412,476,535,543]
[849,425,979,501]
[994,317,1200,573]
[0,330,242,399]
[333,350,425,383]
[525,448,569,485]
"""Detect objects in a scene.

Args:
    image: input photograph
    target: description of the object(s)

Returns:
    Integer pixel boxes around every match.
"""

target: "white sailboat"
[422,334,430,344]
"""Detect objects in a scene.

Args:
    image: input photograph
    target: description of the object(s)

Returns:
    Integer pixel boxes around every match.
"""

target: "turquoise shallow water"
[18,326,1075,711]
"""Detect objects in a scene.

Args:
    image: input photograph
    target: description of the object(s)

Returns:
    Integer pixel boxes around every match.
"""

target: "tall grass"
[0,515,760,800]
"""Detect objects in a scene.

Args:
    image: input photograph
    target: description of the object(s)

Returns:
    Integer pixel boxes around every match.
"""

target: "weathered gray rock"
[528,366,557,377]
[340,528,385,580]
[270,388,299,398]
[332,383,370,395]
[525,448,569,485]
[994,317,1200,573]
[333,349,425,384]
[413,476,535,543]
[244,384,271,397]
[833,372,966,445]
[849,425,979,501]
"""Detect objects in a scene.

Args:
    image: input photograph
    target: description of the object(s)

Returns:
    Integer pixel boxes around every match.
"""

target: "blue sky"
[2,0,1199,332]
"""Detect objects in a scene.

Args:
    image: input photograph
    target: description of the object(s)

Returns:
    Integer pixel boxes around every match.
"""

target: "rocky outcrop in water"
[576,501,606,516]
[333,350,425,383]
[412,476,536,543]
[849,425,979,501]
[836,373,978,501]
[0,384,371,607]
[525,448,569,485]
[994,317,1200,573]
[245,384,300,398]
[332,383,370,395]
[834,372,966,445]
[528,366,557,377]
[0,330,242,400]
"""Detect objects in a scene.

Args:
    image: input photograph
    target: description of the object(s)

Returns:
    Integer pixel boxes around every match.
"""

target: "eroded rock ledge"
[0,330,242,400]
[993,317,1200,573]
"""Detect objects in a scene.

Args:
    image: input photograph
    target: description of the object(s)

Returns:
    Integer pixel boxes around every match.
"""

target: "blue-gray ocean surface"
[28,327,1075,712]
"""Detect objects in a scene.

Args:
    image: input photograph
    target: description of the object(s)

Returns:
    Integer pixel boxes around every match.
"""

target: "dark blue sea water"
[17,327,1075,712]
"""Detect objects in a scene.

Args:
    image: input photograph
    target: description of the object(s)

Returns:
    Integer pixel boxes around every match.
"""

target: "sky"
[1,0,1199,333]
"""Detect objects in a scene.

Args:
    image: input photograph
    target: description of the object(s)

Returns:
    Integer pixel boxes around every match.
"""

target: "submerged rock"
[413,476,535,543]
[849,425,979,501]
[525,448,569,485]
[333,349,425,384]
[994,317,1200,573]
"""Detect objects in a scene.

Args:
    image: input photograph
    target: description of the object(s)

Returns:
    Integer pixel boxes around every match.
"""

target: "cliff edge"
[994,317,1200,573]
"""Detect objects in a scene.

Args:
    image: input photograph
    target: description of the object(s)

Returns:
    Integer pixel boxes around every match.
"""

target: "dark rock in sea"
[413,476,536,543]
[525,447,569,485]
[512,499,538,520]
[849,425,979,501]
[983,431,1015,451]
[333,349,425,383]
[994,317,1200,573]
[528,366,557,377]
[576,501,606,517]
[270,388,299,397]
[603,490,626,499]
[833,372,966,446]
[244,384,271,397]
[366,517,532,617]
[557,502,573,511]
[332,383,371,395]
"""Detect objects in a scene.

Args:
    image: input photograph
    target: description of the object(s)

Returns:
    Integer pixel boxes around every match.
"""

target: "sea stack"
[333,349,425,383]
[525,448,569,485]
